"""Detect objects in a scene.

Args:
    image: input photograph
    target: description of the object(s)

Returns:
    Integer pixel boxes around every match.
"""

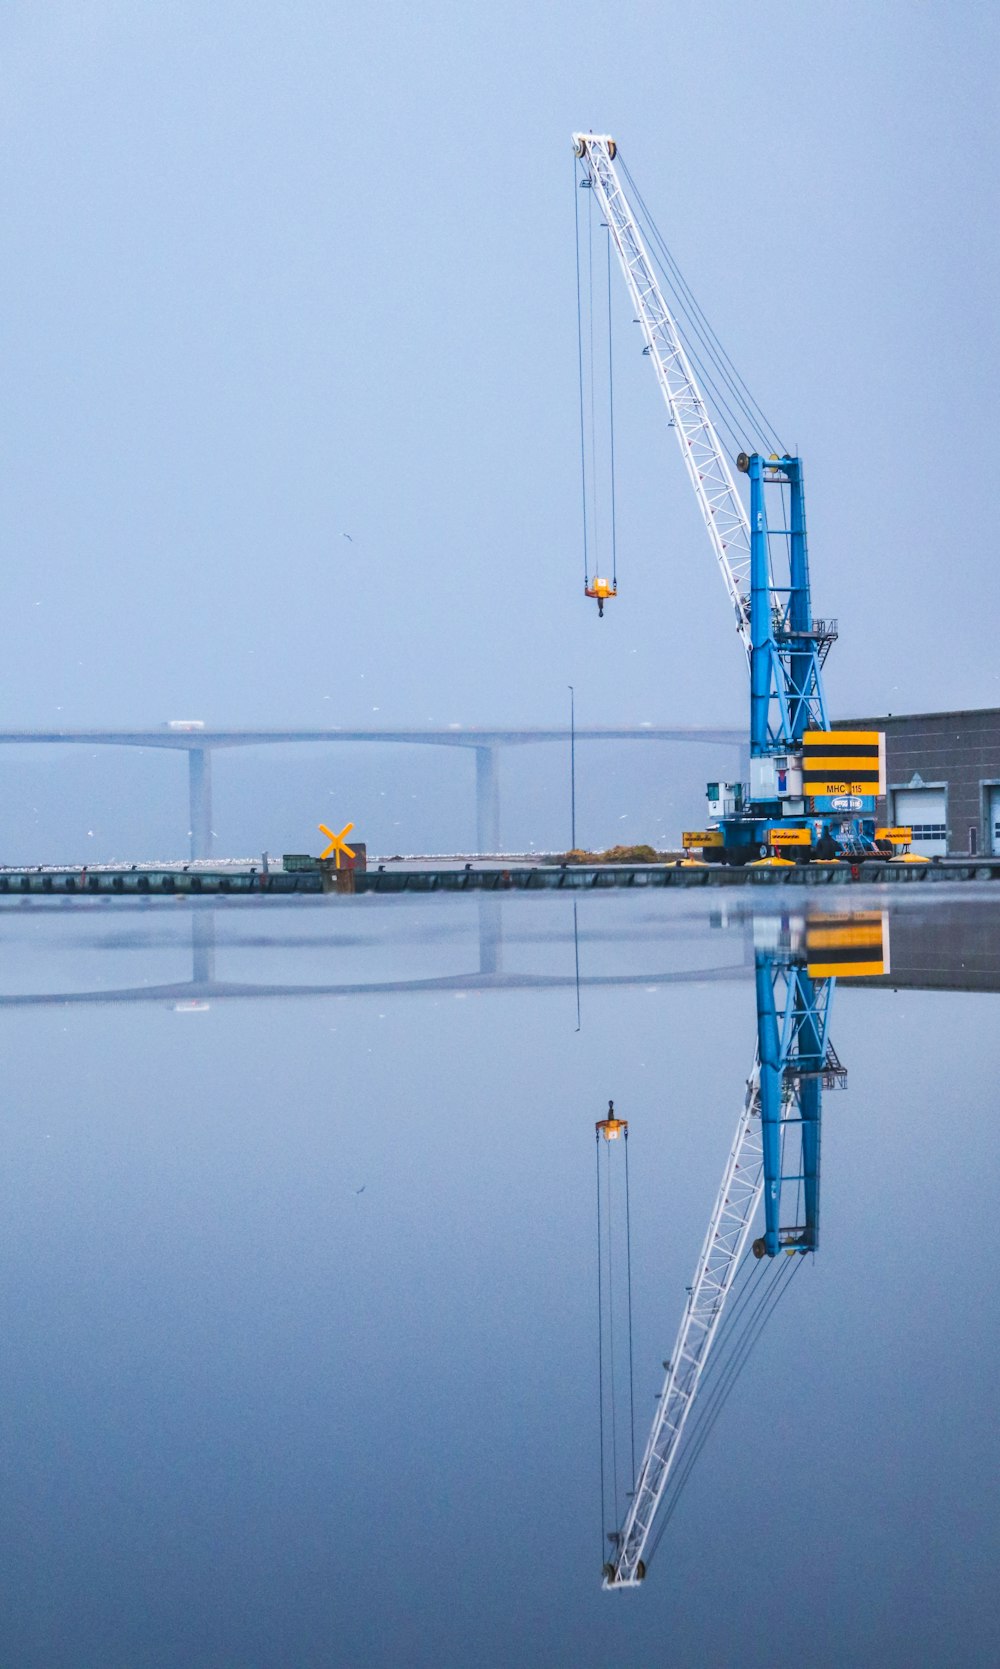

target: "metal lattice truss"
[758,960,836,1256]
[573,134,752,658]
[604,1064,765,1587]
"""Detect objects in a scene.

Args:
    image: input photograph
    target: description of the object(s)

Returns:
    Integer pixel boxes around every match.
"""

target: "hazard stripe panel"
[807,925,883,950]
[804,731,881,746]
[806,912,890,978]
[803,730,885,794]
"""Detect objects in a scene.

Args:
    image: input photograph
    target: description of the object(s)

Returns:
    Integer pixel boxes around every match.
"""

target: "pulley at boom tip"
[574,133,617,159]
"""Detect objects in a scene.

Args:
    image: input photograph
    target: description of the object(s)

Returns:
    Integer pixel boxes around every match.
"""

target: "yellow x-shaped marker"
[318,821,356,868]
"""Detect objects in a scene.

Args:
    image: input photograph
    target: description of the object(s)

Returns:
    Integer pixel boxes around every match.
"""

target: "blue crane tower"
[572,134,891,864]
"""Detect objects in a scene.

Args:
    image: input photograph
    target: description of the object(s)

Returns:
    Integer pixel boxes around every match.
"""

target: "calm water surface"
[1,890,997,1669]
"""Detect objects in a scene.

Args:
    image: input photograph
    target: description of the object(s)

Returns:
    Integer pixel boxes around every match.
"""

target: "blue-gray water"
[1,890,997,1669]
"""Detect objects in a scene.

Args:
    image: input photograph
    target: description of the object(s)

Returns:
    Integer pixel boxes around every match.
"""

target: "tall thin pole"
[569,685,577,850]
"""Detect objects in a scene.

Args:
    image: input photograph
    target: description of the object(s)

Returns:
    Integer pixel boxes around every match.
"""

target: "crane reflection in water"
[597,909,889,1588]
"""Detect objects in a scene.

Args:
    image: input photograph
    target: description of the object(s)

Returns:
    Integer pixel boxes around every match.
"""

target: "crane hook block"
[596,1099,628,1141]
[585,577,616,619]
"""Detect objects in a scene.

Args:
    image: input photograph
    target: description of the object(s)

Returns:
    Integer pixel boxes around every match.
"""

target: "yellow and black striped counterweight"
[802,731,886,799]
[806,913,891,979]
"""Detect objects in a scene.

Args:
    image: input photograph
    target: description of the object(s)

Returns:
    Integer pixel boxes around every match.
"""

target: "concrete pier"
[475,746,500,854]
[477,893,503,974]
[2,856,999,898]
[188,748,213,859]
[191,902,216,983]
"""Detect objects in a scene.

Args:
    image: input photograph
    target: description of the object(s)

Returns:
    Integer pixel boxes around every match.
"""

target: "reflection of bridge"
[1,895,996,1006]
[0,895,753,1008]
[0,725,745,858]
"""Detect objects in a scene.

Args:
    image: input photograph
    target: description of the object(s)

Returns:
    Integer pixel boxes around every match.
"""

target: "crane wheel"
[752,1236,767,1259]
[607,140,617,159]
[574,139,587,157]
[635,1560,646,1581]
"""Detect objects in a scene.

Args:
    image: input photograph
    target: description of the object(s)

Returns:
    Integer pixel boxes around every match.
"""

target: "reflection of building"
[841,708,1000,858]
[850,903,1000,994]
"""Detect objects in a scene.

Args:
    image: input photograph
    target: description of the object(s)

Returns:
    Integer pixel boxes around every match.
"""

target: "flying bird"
[355,1184,366,1195]
[341,532,353,543]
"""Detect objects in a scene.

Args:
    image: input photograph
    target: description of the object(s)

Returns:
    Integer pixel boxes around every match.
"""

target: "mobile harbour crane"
[595,909,889,1588]
[571,131,895,1586]
[572,134,894,865]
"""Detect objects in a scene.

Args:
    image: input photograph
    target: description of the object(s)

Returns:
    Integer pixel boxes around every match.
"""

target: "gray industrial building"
[841,707,1000,858]
[857,899,1000,993]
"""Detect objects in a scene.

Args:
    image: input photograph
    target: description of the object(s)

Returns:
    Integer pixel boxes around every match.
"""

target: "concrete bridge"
[0,725,745,857]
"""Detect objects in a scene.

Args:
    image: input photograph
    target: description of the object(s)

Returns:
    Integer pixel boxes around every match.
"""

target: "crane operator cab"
[586,577,617,617]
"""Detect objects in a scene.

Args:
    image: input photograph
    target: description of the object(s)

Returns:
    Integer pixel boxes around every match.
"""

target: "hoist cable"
[646,1254,803,1565]
[606,1134,620,1529]
[668,1255,802,1515]
[794,1096,803,1232]
[780,1115,789,1213]
[647,1260,789,1562]
[623,1128,635,1485]
[675,333,765,458]
[642,1252,768,1566]
[616,160,761,449]
[619,157,785,453]
[588,185,600,579]
[660,264,778,458]
[650,1252,777,1540]
[618,156,786,457]
[649,1264,790,1555]
[574,163,590,589]
[595,1130,607,1556]
[642,254,767,459]
[631,1246,763,1570]
[606,229,618,588]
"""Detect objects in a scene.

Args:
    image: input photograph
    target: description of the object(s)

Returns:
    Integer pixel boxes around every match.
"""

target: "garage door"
[990,786,1000,857]
[893,787,947,857]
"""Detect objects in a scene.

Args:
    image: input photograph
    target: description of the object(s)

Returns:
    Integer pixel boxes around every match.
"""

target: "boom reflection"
[601,911,888,1588]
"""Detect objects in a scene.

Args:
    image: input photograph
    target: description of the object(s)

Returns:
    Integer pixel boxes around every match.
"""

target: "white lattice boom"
[573,134,752,659]
[604,1065,765,1587]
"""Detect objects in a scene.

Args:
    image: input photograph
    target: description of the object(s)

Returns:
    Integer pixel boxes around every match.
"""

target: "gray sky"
[3,0,998,741]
